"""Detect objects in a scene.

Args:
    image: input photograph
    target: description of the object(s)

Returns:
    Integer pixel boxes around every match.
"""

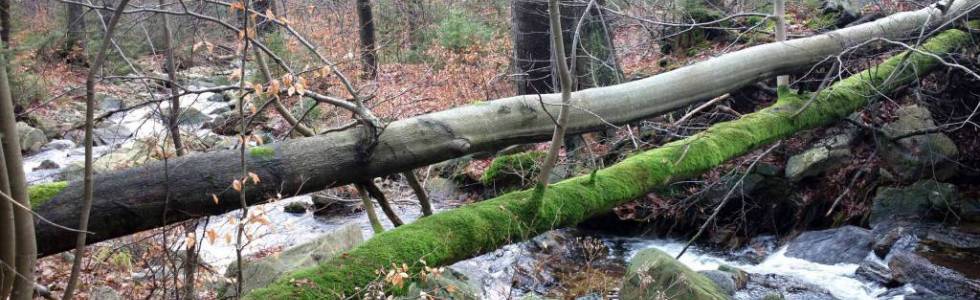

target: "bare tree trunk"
[0,37,36,300]
[66,3,87,57]
[356,0,377,79]
[356,183,384,234]
[403,171,433,216]
[535,0,574,191]
[775,0,789,88]
[405,0,425,50]
[0,135,15,299]
[155,2,199,297]
[62,1,132,298]
[512,0,620,95]
[360,181,403,227]
[0,0,11,46]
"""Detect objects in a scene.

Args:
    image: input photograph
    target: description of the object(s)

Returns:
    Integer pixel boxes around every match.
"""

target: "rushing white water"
[611,237,887,300]
[194,194,426,268]
[22,89,230,184]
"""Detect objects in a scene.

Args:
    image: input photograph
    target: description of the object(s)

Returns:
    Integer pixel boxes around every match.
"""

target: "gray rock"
[426,177,462,202]
[16,122,47,153]
[717,264,748,290]
[821,0,863,25]
[209,105,231,115]
[621,248,729,300]
[785,132,854,181]
[872,226,904,258]
[888,251,980,299]
[855,260,897,287]
[42,139,76,151]
[155,106,210,127]
[33,159,59,171]
[208,92,228,102]
[869,180,958,226]
[960,198,980,222]
[98,95,125,111]
[283,201,307,214]
[220,223,363,297]
[879,105,959,182]
[736,273,834,300]
[90,285,123,300]
[785,225,872,264]
[92,125,133,146]
[700,269,737,296]
[402,268,480,300]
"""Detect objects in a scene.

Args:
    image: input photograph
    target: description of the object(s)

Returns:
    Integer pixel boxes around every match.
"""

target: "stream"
[23,86,901,299]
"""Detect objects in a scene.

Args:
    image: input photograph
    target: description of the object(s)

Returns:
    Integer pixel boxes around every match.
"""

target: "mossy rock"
[401,268,479,300]
[219,223,364,297]
[879,105,959,182]
[283,201,307,214]
[869,180,959,226]
[480,151,545,189]
[621,248,729,300]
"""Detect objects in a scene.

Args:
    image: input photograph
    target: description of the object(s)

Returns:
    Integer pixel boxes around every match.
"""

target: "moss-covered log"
[32,0,978,257]
[246,27,975,298]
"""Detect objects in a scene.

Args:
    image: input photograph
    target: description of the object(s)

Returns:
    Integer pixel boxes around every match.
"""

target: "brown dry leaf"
[211,194,220,205]
[229,1,245,12]
[248,172,261,184]
[206,229,218,244]
[232,179,243,192]
[268,79,281,95]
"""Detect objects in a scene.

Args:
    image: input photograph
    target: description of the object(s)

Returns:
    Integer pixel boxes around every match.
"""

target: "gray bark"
[33,0,977,257]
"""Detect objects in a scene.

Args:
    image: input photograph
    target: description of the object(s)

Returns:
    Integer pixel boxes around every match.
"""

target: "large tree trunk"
[65,3,87,56]
[0,35,36,300]
[511,0,621,95]
[32,1,977,257]
[357,0,378,79]
[245,26,977,298]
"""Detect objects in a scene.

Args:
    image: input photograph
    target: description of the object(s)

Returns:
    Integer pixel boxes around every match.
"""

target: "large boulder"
[879,105,959,182]
[16,121,47,153]
[220,223,364,297]
[785,225,872,264]
[869,180,959,226]
[620,248,728,300]
[961,197,980,222]
[888,251,980,299]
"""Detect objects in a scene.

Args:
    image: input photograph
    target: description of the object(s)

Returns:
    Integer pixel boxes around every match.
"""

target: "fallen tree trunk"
[33,0,977,257]
[244,25,977,298]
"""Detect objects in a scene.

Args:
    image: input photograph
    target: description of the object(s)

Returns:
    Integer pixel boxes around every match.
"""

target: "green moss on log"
[249,145,276,160]
[480,151,545,186]
[28,181,68,208]
[246,28,973,299]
